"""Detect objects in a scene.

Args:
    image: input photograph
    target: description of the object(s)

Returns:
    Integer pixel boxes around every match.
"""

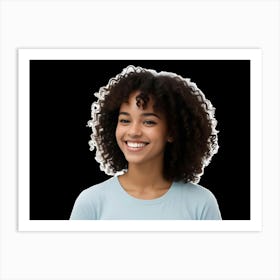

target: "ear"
[167,136,174,143]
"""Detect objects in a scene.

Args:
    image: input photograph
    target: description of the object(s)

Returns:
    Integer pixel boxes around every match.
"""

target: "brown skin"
[116,91,173,199]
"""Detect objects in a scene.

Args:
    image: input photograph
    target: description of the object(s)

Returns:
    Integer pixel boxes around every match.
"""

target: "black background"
[30,60,250,220]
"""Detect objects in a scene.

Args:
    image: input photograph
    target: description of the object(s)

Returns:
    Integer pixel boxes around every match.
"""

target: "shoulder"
[173,181,216,201]
[69,177,117,220]
[82,177,116,194]
[77,176,117,203]
[172,181,222,220]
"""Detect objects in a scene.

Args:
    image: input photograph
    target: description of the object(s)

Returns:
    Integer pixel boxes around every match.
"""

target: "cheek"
[152,126,169,142]
[115,125,120,141]
[115,124,124,144]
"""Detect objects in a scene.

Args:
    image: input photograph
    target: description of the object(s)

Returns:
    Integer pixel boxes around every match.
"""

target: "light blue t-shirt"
[70,176,222,220]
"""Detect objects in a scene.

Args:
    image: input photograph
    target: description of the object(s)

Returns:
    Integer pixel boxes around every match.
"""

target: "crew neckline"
[114,176,175,205]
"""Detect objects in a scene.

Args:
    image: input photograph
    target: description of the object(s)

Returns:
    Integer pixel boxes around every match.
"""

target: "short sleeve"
[69,190,97,220]
[200,191,222,220]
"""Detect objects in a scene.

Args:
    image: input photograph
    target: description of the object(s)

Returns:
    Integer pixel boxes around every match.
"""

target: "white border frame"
[18,48,262,232]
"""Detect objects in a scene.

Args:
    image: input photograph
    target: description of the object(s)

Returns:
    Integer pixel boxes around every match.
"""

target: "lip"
[124,141,149,152]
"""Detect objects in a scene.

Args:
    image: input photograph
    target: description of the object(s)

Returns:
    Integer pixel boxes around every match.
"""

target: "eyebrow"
[119,112,161,119]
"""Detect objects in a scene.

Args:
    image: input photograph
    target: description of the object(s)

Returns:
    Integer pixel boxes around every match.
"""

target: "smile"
[125,141,149,151]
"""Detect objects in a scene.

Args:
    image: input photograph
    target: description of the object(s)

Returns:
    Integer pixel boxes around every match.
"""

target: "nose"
[127,122,142,137]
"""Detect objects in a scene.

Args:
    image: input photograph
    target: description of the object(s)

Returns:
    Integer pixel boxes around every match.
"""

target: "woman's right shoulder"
[70,177,117,220]
[78,176,116,198]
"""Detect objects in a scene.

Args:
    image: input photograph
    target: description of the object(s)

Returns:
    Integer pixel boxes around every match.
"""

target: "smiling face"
[115,91,172,169]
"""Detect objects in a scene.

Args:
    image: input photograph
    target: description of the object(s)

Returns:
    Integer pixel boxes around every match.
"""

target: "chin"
[124,156,145,165]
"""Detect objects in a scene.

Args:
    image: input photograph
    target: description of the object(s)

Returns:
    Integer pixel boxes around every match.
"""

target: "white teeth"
[126,142,146,148]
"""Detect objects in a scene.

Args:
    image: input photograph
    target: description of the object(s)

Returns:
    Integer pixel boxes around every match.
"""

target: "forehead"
[119,92,167,122]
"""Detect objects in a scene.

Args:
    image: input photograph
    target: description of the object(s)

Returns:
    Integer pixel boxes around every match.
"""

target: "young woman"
[70,65,221,220]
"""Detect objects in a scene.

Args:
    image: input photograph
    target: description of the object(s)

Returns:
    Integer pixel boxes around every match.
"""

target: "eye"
[119,119,130,124]
[143,120,157,126]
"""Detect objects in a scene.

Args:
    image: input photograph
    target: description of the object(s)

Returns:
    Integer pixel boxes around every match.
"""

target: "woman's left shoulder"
[174,181,218,202]
[173,181,222,220]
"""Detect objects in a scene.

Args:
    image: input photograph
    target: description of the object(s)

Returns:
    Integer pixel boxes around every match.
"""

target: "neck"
[121,162,170,190]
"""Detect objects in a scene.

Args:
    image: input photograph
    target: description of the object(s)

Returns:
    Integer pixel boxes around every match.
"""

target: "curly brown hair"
[88,65,218,183]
